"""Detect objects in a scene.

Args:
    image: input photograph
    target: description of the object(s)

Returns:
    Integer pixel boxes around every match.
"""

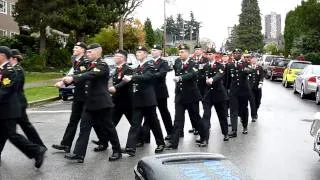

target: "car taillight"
[308,76,317,83]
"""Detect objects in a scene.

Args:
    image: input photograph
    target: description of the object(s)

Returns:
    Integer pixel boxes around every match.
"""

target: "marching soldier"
[5,49,46,149]
[108,49,133,126]
[122,46,165,157]
[226,49,252,137]
[151,45,173,140]
[63,44,121,162]
[165,44,202,150]
[0,46,46,168]
[197,48,229,147]
[248,57,264,122]
[191,45,208,135]
[52,42,108,153]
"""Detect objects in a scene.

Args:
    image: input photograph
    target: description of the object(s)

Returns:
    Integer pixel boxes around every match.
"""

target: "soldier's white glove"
[258,83,263,89]
[173,76,181,82]
[123,75,132,82]
[108,86,116,94]
[54,81,65,88]
[206,78,213,85]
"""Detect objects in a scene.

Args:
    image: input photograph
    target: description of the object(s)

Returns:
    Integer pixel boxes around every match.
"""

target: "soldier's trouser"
[249,93,257,119]
[140,98,173,141]
[18,107,46,148]
[112,104,133,126]
[60,100,84,147]
[230,95,249,131]
[126,106,165,150]
[0,118,41,159]
[170,101,201,146]
[73,108,120,157]
[199,100,229,141]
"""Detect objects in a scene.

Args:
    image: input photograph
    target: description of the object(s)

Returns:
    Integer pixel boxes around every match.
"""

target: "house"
[0,0,19,37]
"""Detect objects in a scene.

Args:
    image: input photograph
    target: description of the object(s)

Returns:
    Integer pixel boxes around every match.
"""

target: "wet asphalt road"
[1,72,320,180]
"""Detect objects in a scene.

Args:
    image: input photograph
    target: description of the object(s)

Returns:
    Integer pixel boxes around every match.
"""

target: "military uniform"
[111,63,133,126]
[198,61,229,144]
[226,59,252,136]
[167,57,202,149]
[153,57,173,136]
[0,59,45,168]
[67,57,121,161]
[248,64,264,120]
[194,55,209,98]
[125,59,165,155]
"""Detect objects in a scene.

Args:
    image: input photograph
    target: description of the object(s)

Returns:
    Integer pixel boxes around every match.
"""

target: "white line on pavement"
[27,110,72,114]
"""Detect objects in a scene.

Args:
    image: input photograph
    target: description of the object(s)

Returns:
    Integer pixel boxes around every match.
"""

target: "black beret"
[0,46,12,59]
[11,49,23,61]
[232,48,242,54]
[115,49,128,58]
[178,44,190,51]
[206,48,216,54]
[87,43,101,50]
[152,44,162,50]
[75,42,87,50]
[194,44,202,49]
[136,46,148,52]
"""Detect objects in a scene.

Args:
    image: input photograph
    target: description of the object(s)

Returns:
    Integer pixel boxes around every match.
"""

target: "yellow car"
[282,60,311,88]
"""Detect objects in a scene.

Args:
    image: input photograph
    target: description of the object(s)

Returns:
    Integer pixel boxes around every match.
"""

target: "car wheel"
[62,96,68,101]
[316,89,320,105]
[282,79,285,86]
[284,80,290,88]
[270,73,274,81]
[300,85,306,99]
[293,82,298,94]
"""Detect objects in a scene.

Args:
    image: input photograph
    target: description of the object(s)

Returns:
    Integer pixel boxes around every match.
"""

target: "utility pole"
[163,0,167,56]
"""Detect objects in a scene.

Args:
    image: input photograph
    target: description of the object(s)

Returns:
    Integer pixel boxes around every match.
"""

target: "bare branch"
[123,0,143,20]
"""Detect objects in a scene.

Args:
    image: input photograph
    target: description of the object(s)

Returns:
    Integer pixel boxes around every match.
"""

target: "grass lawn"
[25,86,59,102]
[25,72,63,83]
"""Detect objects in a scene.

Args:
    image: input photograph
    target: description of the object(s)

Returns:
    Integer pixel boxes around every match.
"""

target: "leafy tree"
[154,28,164,46]
[236,0,264,51]
[264,43,278,55]
[144,18,155,48]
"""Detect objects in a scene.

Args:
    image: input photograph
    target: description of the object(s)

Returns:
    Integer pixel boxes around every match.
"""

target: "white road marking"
[27,110,71,114]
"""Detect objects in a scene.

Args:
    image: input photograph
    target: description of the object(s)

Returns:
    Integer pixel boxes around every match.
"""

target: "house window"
[0,0,7,14]
[0,29,7,37]
[10,32,18,37]
[10,3,15,16]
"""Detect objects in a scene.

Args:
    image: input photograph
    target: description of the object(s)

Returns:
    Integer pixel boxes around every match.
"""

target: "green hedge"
[305,52,320,65]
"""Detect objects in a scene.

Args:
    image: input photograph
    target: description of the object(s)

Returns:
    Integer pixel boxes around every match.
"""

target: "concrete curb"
[28,96,61,108]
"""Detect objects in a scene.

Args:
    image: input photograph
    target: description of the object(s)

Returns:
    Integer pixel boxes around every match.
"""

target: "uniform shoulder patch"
[2,78,11,85]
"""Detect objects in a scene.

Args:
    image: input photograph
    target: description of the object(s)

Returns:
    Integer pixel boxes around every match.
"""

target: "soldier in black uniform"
[52,42,107,153]
[63,44,121,162]
[248,57,264,122]
[165,44,202,149]
[197,48,229,147]
[226,49,252,137]
[122,46,165,156]
[151,45,173,139]
[191,45,208,135]
[0,46,46,168]
[5,49,46,149]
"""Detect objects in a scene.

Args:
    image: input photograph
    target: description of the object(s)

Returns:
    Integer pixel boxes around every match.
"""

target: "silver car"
[293,65,320,99]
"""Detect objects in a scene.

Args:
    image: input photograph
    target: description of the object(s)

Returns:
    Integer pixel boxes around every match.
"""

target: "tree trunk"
[119,17,124,50]
[39,28,46,68]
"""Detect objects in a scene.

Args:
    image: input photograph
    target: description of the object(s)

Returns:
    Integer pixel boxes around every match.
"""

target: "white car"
[293,65,320,99]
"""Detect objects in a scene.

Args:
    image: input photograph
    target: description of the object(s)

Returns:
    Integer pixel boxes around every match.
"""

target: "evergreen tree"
[236,0,264,51]
[144,18,155,48]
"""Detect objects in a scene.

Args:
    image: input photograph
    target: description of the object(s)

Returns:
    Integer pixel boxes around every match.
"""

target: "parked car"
[59,68,74,101]
[163,56,178,71]
[103,56,116,76]
[293,65,320,99]
[282,60,312,88]
[266,58,290,81]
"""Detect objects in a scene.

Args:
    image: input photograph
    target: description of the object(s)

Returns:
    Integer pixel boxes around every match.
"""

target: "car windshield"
[312,66,320,75]
[278,60,290,67]
[265,56,274,62]
[271,58,284,66]
[291,62,310,69]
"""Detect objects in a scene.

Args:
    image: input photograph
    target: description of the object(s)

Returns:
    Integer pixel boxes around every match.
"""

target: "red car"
[266,58,291,81]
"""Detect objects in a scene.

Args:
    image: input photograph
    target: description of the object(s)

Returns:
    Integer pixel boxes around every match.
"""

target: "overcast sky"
[134,0,302,49]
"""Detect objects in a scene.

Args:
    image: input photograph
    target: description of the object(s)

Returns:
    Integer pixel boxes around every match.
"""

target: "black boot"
[64,153,84,163]
[109,152,122,161]
[223,135,229,141]
[93,145,108,152]
[155,145,165,153]
[198,140,208,147]
[52,144,70,153]
[228,130,237,138]
[35,146,47,168]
